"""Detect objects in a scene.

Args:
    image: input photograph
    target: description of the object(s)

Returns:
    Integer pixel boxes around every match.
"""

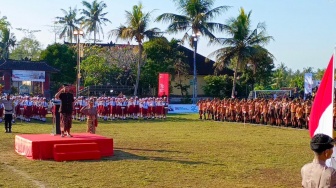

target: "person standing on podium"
[55,84,74,137]
[0,94,15,133]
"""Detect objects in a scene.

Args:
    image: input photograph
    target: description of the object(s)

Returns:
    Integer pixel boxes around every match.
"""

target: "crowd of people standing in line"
[0,95,49,124]
[52,84,170,136]
[65,96,170,121]
[0,90,170,134]
[196,96,327,129]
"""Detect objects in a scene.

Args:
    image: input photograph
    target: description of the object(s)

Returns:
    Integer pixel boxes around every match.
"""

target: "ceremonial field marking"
[2,162,47,188]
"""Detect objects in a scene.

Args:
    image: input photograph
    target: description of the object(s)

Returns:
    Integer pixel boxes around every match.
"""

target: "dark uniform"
[0,96,14,133]
[58,91,74,137]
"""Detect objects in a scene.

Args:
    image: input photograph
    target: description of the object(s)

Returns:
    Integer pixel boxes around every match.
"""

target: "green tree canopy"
[81,54,110,86]
[142,37,188,96]
[203,75,233,98]
[39,43,76,94]
[10,37,42,61]
[81,45,112,86]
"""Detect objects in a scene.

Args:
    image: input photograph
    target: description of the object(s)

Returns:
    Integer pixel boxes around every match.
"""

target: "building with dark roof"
[0,59,59,98]
[178,46,234,76]
[65,42,234,96]
[171,45,233,96]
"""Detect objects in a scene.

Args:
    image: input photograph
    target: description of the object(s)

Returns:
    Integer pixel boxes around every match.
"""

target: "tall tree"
[81,0,111,44]
[40,44,77,94]
[142,37,188,96]
[109,2,160,96]
[0,15,15,60]
[210,8,273,97]
[81,45,119,86]
[81,54,111,86]
[10,37,42,61]
[55,7,83,43]
[0,28,16,60]
[156,0,229,45]
[247,46,274,89]
[271,63,288,89]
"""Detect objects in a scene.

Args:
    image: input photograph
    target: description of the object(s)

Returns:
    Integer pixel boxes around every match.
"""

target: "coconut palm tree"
[210,8,273,98]
[0,28,16,59]
[109,2,160,96]
[81,0,111,44]
[0,16,15,60]
[55,7,83,43]
[272,63,288,89]
[156,0,229,44]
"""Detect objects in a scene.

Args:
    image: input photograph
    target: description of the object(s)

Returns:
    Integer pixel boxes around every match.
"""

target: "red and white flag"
[309,55,334,138]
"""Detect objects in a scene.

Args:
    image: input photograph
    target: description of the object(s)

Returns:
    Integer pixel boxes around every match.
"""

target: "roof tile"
[0,59,59,72]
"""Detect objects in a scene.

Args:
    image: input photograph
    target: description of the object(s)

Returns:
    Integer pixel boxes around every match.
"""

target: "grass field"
[0,114,313,188]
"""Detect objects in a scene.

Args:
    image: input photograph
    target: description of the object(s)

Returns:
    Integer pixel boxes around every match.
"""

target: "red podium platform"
[15,133,114,160]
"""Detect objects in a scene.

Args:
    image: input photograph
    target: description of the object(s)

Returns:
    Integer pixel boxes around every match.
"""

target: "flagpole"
[333,46,335,139]
[328,46,336,169]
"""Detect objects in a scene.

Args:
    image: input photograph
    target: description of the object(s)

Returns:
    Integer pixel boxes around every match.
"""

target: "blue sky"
[0,0,335,71]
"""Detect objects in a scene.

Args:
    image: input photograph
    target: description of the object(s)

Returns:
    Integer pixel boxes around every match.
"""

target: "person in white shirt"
[0,94,15,133]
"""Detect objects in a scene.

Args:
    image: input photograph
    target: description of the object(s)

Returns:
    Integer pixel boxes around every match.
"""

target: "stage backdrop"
[158,73,169,98]
[12,70,45,82]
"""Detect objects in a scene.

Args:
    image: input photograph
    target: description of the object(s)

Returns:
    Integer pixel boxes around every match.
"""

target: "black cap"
[63,84,70,87]
[310,134,335,153]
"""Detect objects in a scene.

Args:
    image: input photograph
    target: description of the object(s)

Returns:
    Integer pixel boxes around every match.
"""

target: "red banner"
[158,73,169,98]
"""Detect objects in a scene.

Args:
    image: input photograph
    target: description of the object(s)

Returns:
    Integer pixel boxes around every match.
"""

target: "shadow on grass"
[114,147,185,153]
[101,150,219,166]
[97,117,199,124]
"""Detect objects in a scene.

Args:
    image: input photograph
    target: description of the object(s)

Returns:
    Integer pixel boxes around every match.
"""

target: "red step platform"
[15,133,113,160]
[53,143,101,162]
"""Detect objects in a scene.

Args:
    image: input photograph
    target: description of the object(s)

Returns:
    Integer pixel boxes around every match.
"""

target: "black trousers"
[5,114,12,131]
